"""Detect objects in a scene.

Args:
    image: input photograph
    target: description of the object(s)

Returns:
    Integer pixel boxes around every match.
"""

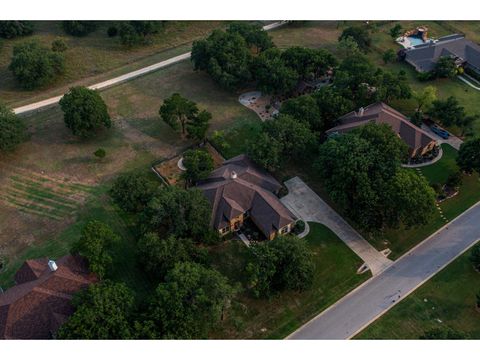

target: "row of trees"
[0,21,33,39]
[0,104,27,152]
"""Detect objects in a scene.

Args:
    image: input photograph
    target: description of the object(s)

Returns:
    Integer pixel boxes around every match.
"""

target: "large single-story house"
[0,255,97,339]
[197,154,296,240]
[326,102,437,158]
[399,34,480,74]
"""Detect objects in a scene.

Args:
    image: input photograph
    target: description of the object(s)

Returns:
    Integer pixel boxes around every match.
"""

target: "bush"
[51,39,68,52]
[446,171,463,189]
[0,21,33,39]
[9,40,65,89]
[62,21,97,37]
[107,26,118,37]
[94,148,106,159]
[292,220,306,235]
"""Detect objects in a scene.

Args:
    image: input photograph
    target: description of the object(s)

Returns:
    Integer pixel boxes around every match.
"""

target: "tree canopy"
[281,46,337,80]
[141,186,212,241]
[186,110,211,142]
[9,40,65,89]
[71,220,119,278]
[389,24,403,39]
[246,235,314,298]
[0,21,33,39]
[226,22,274,53]
[181,149,214,186]
[109,171,159,213]
[62,21,97,37]
[57,281,135,339]
[60,86,111,137]
[457,138,480,174]
[315,123,435,231]
[145,262,235,339]
[119,21,163,46]
[280,95,322,131]
[339,26,372,52]
[159,93,199,135]
[0,104,27,152]
[434,56,457,78]
[428,96,467,128]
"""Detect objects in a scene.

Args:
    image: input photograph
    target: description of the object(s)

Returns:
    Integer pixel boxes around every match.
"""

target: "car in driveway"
[430,124,450,139]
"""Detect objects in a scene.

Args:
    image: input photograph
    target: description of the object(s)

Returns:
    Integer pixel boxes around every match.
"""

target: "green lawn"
[210,223,370,339]
[356,246,480,339]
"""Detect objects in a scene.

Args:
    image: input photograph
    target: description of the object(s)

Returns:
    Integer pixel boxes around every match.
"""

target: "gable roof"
[0,255,97,339]
[326,102,436,152]
[197,155,296,238]
[404,34,480,72]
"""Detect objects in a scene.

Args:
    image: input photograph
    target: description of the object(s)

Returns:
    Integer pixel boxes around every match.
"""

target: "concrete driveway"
[288,200,480,339]
[281,177,392,276]
[421,124,463,150]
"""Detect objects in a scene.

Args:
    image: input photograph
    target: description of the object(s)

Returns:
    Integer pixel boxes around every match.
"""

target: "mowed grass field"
[356,246,480,339]
[0,21,229,106]
[0,56,259,289]
[209,223,370,339]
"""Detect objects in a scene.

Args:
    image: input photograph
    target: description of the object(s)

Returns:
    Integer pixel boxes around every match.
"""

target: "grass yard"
[210,223,370,339]
[356,246,480,339]
[0,21,230,107]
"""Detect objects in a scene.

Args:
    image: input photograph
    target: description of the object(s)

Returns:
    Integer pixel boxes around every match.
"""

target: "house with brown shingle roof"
[0,255,97,339]
[326,102,437,158]
[197,154,296,240]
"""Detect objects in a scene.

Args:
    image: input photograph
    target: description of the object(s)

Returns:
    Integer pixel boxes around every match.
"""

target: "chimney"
[231,171,237,179]
[48,260,58,272]
[358,107,365,117]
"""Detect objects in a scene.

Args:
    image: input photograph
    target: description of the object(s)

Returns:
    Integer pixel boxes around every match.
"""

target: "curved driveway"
[288,200,480,339]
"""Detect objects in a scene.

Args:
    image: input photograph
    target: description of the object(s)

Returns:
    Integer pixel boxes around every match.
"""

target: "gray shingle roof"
[404,34,480,72]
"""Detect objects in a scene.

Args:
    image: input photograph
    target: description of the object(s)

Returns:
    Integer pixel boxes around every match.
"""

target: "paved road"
[288,200,480,339]
[13,21,288,115]
[281,177,392,276]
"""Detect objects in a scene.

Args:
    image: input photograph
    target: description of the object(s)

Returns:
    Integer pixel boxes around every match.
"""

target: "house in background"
[197,154,296,240]
[326,102,437,159]
[0,255,97,339]
[399,34,480,75]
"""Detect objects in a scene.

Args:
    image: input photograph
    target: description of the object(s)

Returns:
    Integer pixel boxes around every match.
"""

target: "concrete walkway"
[288,200,480,339]
[13,21,288,116]
[458,74,480,91]
[281,177,392,276]
[401,146,443,168]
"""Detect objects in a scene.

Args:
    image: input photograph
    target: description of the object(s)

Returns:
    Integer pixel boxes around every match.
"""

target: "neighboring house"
[197,154,296,240]
[399,34,480,74]
[326,102,437,158]
[0,255,97,339]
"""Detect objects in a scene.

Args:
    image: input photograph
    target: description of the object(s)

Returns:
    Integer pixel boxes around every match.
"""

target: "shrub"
[417,71,435,81]
[94,148,106,159]
[9,40,65,89]
[292,220,306,235]
[0,104,27,152]
[445,171,463,189]
[51,39,68,52]
[107,26,118,37]
[0,21,33,39]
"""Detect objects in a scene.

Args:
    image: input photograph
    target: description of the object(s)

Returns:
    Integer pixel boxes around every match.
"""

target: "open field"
[0,57,257,287]
[209,223,370,339]
[0,21,229,106]
[356,246,480,339]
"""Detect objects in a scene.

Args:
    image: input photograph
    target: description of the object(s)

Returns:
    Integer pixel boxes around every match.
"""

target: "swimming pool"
[407,36,425,47]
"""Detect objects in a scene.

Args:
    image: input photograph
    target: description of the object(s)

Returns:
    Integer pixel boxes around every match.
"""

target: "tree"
[62,21,97,36]
[93,148,106,160]
[281,46,337,80]
[226,22,274,53]
[413,86,437,113]
[145,262,235,339]
[247,132,283,172]
[137,233,199,280]
[389,24,403,39]
[9,40,65,89]
[191,29,254,90]
[382,49,396,64]
[263,114,317,160]
[181,149,214,186]
[71,220,119,278]
[434,56,457,78]
[0,21,33,39]
[57,281,135,339]
[0,104,27,152]
[252,48,298,97]
[107,26,118,37]
[457,138,480,174]
[51,39,68,52]
[159,93,198,135]
[312,86,354,129]
[246,235,314,298]
[420,328,468,339]
[377,70,412,103]
[60,86,111,137]
[141,186,211,241]
[314,123,433,231]
[119,21,163,46]
[186,110,211,142]
[336,36,361,59]
[470,243,480,272]
[339,26,371,52]
[428,96,466,128]
[280,95,322,131]
[109,171,159,213]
